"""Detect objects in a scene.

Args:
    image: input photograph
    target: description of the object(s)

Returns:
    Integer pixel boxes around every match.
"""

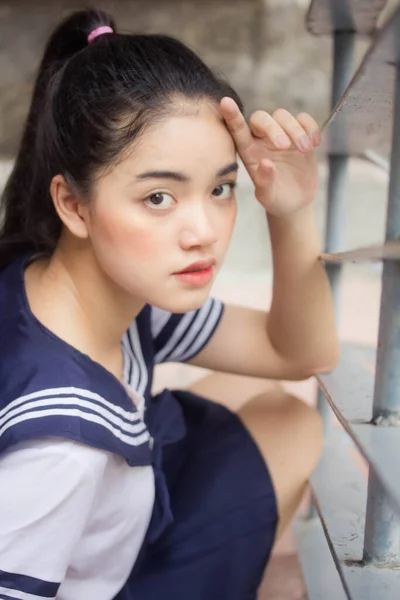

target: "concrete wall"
[0,0,335,158]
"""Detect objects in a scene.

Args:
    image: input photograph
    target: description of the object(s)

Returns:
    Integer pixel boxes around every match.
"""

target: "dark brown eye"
[212,183,236,198]
[144,192,174,209]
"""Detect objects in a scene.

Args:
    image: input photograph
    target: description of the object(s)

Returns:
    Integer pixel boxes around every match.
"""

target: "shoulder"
[0,438,110,538]
[0,258,151,464]
[150,297,224,363]
[0,381,152,466]
[0,437,110,590]
[1,436,110,482]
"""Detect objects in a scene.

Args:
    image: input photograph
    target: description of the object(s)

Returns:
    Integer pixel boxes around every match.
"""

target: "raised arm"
[188,100,338,380]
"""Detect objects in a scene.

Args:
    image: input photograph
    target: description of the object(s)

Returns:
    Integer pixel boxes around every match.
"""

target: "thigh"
[238,388,323,537]
[120,391,278,600]
[189,372,323,538]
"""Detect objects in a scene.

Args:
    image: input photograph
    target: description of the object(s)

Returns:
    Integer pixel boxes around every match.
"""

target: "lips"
[175,259,216,274]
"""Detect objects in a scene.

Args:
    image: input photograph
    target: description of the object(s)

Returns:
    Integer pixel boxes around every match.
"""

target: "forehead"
[119,103,237,177]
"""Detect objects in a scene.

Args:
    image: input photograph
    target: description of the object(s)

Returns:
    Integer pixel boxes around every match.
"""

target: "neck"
[24,242,145,381]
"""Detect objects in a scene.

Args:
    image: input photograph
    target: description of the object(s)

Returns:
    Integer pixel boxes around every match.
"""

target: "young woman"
[0,7,338,600]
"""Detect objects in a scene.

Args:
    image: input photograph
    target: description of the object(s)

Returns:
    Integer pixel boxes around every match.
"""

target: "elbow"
[289,340,340,381]
[302,340,340,378]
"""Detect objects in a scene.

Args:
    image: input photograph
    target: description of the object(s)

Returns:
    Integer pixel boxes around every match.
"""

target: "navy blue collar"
[0,254,152,466]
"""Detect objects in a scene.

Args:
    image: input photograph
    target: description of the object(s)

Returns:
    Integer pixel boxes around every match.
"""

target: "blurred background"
[0,0,388,282]
[0,1,394,598]
[1,0,332,158]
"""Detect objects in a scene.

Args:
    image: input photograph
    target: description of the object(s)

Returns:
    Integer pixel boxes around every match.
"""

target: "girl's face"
[85,102,238,313]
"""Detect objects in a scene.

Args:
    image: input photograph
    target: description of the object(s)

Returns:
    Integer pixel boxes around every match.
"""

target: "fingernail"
[312,130,321,146]
[298,135,312,151]
[275,134,290,148]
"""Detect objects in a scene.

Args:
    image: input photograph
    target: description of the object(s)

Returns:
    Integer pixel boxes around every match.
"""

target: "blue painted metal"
[323,7,400,158]
[318,346,400,517]
[310,26,355,523]
[297,434,400,598]
[323,154,347,315]
[364,474,400,566]
[310,28,355,521]
[363,59,400,566]
[317,31,355,434]
[306,0,388,36]
[300,0,400,594]
[352,424,400,517]
[297,519,400,599]
[371,73,400,423]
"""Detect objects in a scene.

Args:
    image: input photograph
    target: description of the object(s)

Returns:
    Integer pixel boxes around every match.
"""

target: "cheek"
[221,203,237,241]
[93,210,164,261]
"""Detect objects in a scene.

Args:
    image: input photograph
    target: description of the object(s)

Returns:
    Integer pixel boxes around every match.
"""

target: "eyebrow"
[135,162,239,182]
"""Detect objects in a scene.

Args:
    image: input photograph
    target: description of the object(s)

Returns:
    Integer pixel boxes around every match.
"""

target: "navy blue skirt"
[115,390,278,600]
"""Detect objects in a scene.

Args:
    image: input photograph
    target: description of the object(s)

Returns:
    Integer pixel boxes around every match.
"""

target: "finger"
[256,158,276,185]
[271,108,314,153]
[296,112,321,147]
[249,111,292,149]
[254,159,276,206]
[220,97,254,157]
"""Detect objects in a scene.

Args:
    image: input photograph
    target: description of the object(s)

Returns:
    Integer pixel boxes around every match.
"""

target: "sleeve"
[0,437,105,599]
[150,296,225,364]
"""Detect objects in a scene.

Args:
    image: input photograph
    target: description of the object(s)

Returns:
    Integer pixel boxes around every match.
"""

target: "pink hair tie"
[88,25,114,44]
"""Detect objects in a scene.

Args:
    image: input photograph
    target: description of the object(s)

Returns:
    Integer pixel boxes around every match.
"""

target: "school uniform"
[0,253,278,600]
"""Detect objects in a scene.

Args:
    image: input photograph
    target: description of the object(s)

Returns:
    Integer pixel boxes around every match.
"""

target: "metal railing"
[295,2,400,597]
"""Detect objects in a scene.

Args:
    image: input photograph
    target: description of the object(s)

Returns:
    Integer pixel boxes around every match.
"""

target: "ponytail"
[0,9,115,268]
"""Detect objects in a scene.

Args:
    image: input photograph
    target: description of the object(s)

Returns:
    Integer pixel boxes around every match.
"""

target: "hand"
[220,97,321,217]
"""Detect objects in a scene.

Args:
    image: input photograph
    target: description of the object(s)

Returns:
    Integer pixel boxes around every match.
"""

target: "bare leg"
[187,372,322,539]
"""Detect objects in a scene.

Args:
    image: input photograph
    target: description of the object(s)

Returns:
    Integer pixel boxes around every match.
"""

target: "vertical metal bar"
[309,32,354,520]
[331,31,355,107]
[363,62,400,565]
[371,92,400,421]
[317,31,355,432]
[364,474,400,565]
[308,31,355,519]
[315,155,349,433]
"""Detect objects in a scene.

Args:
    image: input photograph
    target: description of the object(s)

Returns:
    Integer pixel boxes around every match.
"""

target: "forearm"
[266,203,339,373]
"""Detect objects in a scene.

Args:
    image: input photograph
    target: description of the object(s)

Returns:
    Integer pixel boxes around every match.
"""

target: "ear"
[50,174,90,239]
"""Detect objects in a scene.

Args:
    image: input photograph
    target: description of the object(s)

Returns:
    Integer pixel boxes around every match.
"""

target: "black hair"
[0,7,243,269]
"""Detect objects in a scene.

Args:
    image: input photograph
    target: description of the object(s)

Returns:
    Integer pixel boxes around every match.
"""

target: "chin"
[150,286,211,314]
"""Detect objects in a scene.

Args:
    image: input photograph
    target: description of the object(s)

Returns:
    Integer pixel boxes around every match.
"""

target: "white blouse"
[0,435,155,600]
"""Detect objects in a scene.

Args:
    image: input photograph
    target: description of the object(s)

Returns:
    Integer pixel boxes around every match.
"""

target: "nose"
[179,204,218,250]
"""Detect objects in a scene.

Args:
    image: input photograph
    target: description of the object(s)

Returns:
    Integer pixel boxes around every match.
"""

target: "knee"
[240,390,323,481]
[239,392,323,537]
[287,397,323,476]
